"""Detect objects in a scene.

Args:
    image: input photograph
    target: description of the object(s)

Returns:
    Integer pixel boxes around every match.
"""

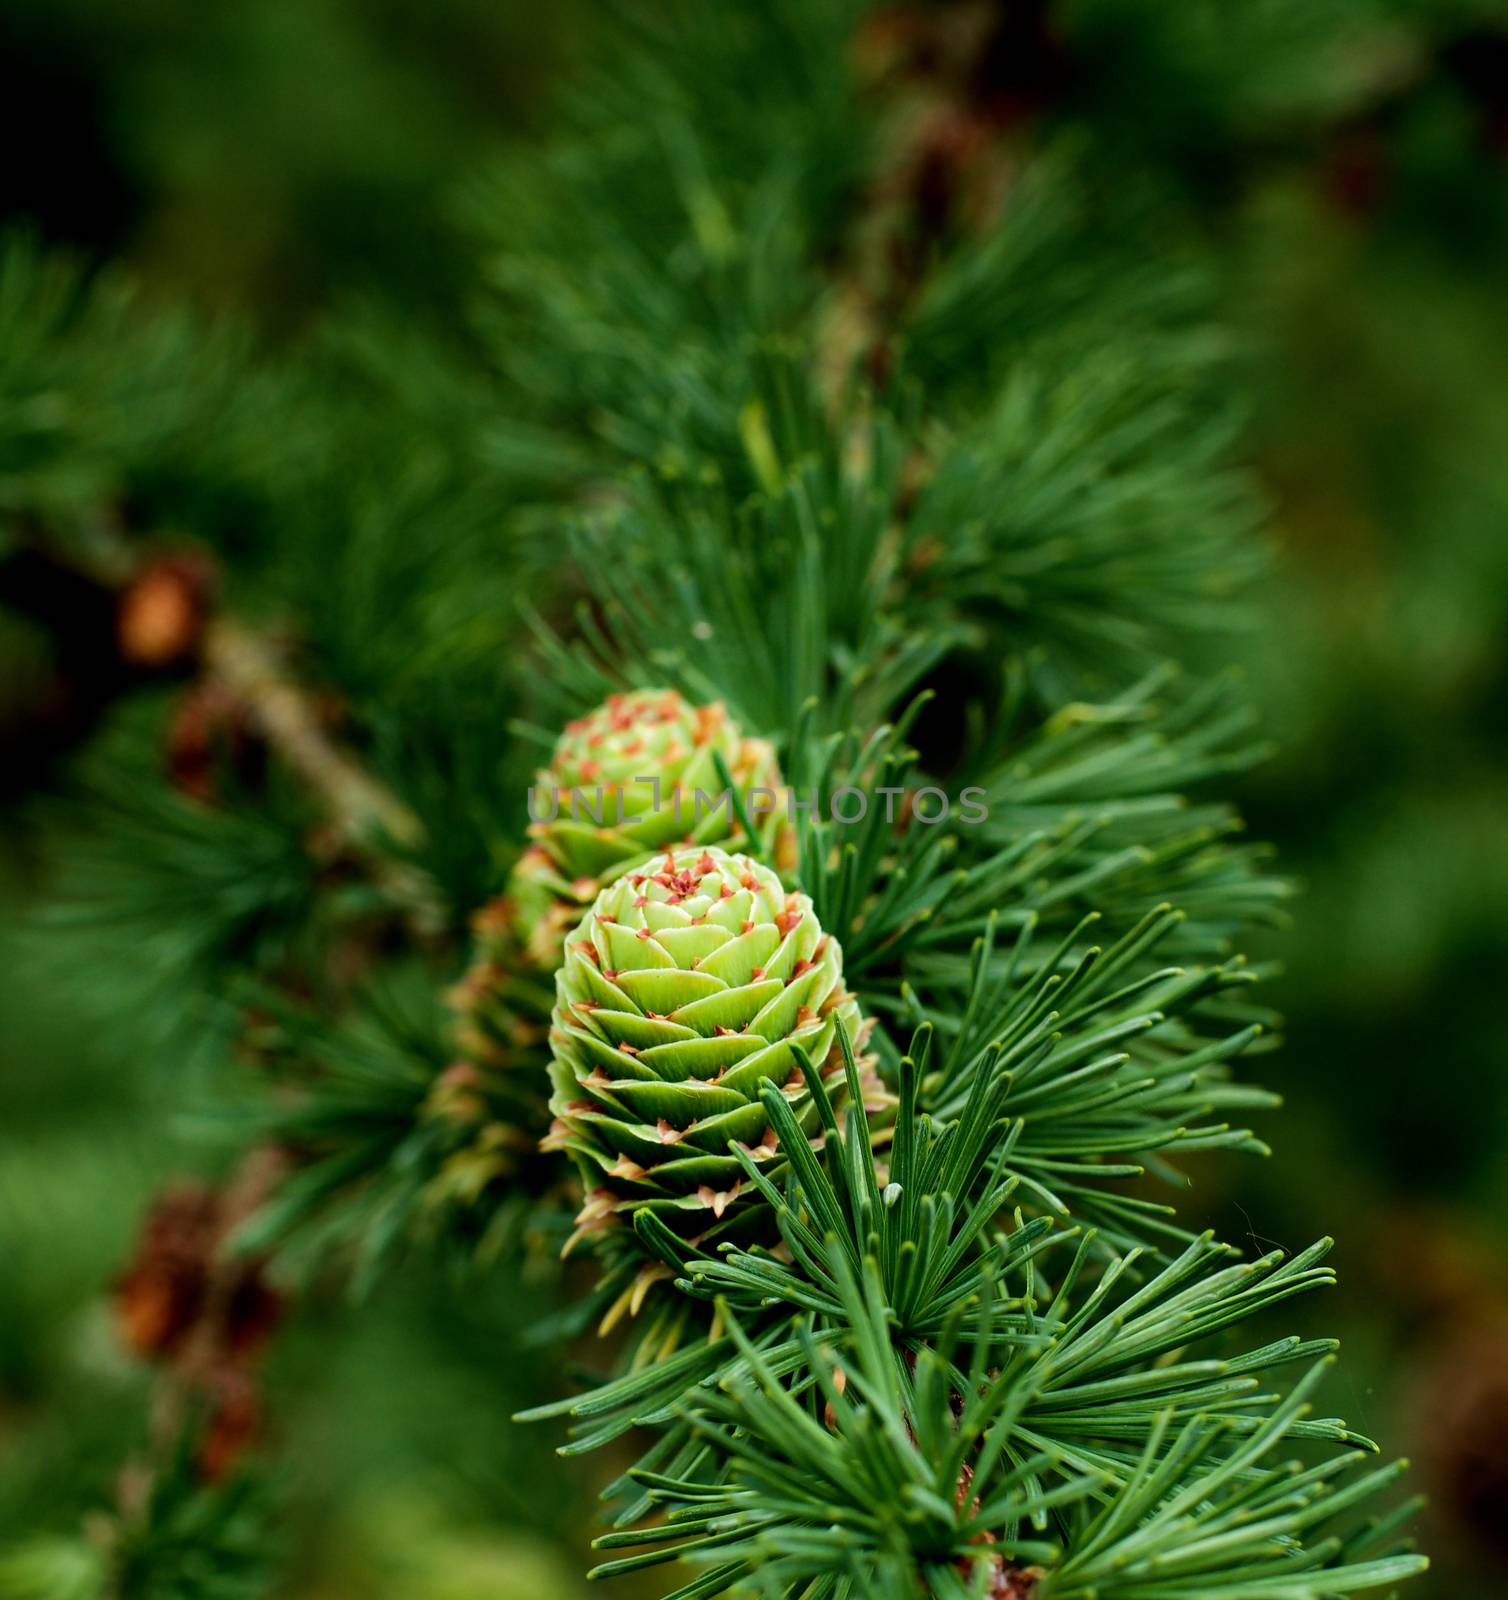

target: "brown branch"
[815,0,1066,406]
[202,620,421,851]
[201,618,445,932]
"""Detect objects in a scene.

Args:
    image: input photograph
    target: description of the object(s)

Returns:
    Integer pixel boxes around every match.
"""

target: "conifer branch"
[200,620,443,931]
[0,5,1446,1595]
[201,622,421,855]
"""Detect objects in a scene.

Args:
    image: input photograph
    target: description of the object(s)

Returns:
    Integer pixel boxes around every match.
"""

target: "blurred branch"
[200,619,442,932]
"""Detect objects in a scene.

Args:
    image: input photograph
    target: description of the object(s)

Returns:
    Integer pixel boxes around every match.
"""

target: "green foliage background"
[1,1,1505,1596]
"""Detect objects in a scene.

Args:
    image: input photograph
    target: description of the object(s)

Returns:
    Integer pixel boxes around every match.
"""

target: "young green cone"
[441,696,789,1225]
[545,846,865,1242]
[451,688,787,1065]
[515,688,788,963]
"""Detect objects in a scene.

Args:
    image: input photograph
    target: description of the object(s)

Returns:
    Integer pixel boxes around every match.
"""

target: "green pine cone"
[444,694,791,1231]
[545,846,864,1242]
[451,688,787,1067]
[525,687,785,887]
[504,687,788,973]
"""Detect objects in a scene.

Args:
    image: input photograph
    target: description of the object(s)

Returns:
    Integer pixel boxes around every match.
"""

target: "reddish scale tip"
[698,1182,739,1219]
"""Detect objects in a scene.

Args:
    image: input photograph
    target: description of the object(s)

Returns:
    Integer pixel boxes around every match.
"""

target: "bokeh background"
[2,2,1505,1596]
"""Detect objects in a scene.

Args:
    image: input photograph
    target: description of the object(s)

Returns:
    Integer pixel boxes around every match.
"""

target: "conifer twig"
[202,621,421,851]
[201,618,444,930]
